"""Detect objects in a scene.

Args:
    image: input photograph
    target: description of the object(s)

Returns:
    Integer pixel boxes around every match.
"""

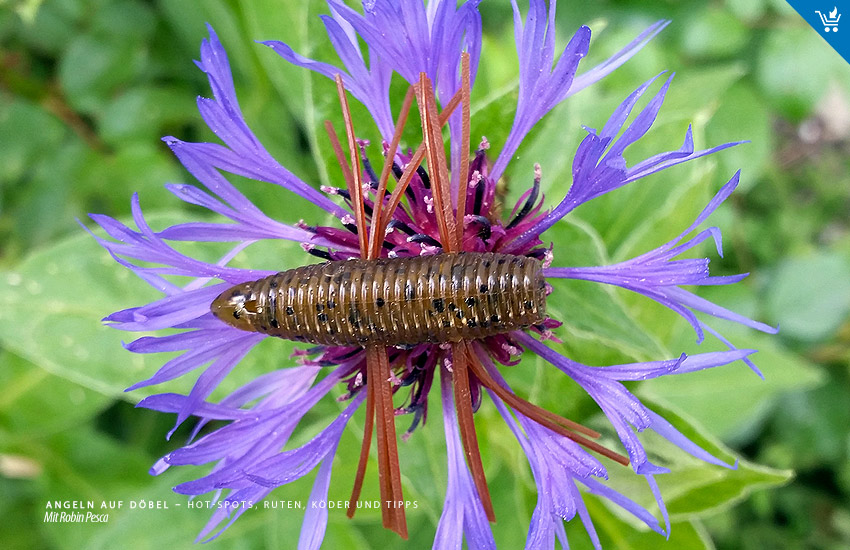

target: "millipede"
[210,55,628,539]
[212,252,547,346]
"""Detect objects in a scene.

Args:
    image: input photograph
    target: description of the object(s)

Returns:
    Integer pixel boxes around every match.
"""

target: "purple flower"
[90,1,776,548]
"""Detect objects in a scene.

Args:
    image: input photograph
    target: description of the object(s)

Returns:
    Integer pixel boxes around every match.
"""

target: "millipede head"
[211,282,261,330]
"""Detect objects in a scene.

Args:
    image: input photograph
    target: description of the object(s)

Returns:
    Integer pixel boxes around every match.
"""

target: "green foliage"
[2,0,849,549]
[765,253,850,341]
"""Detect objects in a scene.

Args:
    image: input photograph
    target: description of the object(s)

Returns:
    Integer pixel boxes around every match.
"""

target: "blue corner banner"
[786,2,850,64]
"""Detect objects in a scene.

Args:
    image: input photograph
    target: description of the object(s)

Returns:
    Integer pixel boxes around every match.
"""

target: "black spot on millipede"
[285,306,295,315]
[432,298,445,312]
[376,297,385,307]
[479,284,488,293]
[465,297,477,307]
[269,295,278,327]
[317,313,328,323]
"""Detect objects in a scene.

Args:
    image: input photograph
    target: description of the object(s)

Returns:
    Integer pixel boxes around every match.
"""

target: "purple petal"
[433,367,497,550]
[570,20,670,95]
[298,450,337,550]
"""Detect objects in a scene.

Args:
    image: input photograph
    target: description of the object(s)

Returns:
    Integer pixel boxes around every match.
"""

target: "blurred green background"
[1,0,849,549]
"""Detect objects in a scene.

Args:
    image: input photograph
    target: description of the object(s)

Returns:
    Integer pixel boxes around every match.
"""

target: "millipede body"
[211,252,547,346]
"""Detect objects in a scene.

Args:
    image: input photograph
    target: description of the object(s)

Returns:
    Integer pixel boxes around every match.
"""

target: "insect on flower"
[89,1,778,547]
[207,64,630,537]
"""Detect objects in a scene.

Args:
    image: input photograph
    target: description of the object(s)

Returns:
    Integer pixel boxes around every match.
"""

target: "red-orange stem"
[380,86,464,232]
[417,73,457,252]
[452,342,496,521]
[367,345,408,538]
[334,75,369,258]
[466,348,630,466]
[368,86,416,260]
[347,371,375,519]
[454,53,472,251]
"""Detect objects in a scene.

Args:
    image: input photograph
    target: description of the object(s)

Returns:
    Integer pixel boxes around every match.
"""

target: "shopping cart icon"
[816,7,841,32]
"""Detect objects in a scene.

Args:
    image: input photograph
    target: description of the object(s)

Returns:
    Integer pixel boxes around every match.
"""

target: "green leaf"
[0,232,155,399]
[154,0,241,60]
[88,0,155,43]
[5,140,91,253]
[0,98,66,186]
[58,33,148,115]
[99,86,198,146]
[32,428,230,550]
[705,82,772,186]
[600,399,793,521]
[640,332,825,441]
[565,509,714,550]
[545,217,669,365]
[0,351,111,445]
[0,213,300,401]
[653,64,747,124]
[0,475,52,550]
[76,143,183,214]
[769,381,850,469]
[725,0,768,23]
[756,26,845,119]
[6,0,45,23]
[765,252,850,341]
[679,7,749,59]
[11,0,78,55]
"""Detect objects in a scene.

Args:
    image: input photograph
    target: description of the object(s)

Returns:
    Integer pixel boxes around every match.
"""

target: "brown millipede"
[211,252,546,346]
[204,63,625,538]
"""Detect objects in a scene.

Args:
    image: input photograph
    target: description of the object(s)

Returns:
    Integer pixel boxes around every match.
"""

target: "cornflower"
[89,1,776,548]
